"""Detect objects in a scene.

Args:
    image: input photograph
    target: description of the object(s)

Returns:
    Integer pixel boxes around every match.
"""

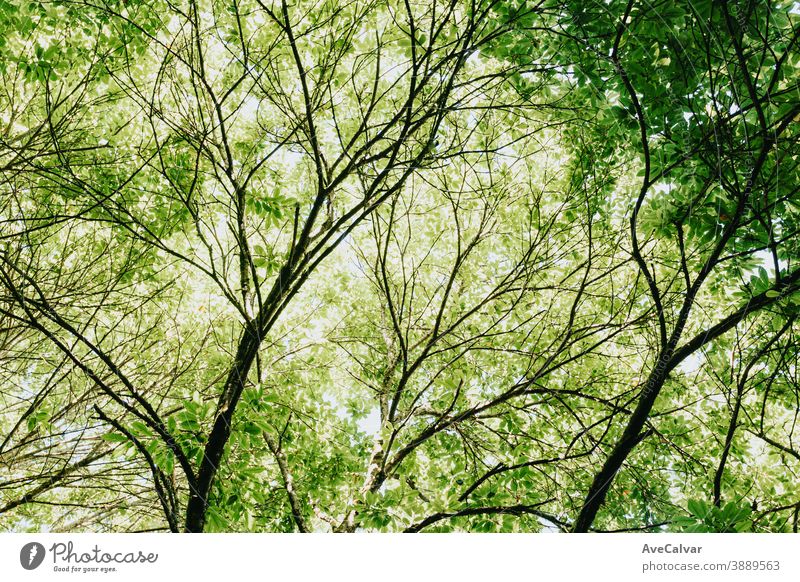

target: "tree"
[541,0,800,533]
[1,0,799,533]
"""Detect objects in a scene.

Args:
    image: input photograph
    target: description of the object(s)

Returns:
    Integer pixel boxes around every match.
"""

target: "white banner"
[1,533,797,582]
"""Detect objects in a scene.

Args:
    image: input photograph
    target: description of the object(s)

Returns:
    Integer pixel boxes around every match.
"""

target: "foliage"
[0,0,799,533]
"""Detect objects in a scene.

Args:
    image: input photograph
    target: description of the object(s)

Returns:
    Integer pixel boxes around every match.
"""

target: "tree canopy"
[1,0,799,533]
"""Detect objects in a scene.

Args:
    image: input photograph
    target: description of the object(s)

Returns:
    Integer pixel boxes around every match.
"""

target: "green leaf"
[687,499,709,519]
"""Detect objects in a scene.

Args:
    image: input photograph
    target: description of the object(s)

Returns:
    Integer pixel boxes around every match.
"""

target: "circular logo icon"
[20,542,46,570]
